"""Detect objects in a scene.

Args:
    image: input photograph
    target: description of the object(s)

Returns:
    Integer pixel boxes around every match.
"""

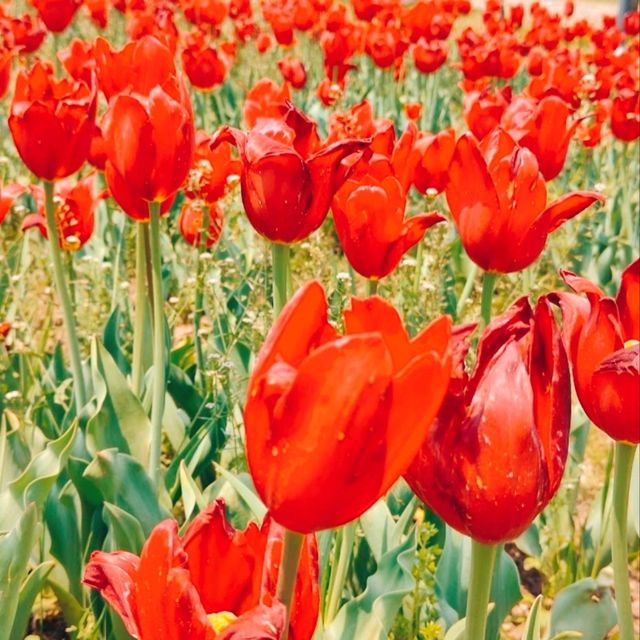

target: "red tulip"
[0,48,12,100]
[213,105,367,243]
[403,101,422,121]
[463,85,512,141]
[412,38,448,74]
[242,78,291,129]
[4,14,46,53]
[58,38,95,85]
[100,36,195,219]
[551,260,640,444]
[182,0,229,27]
[410,127,456,195]
[179,201,224,248]
[84,500,320,639]
[182,31,229,91]
[244,281,452,533]
[332,159,444,279]
[445,129,603,273]
[21,174,101,250]
[501,95,580,181]
[406,296,571,543]
[29,0,81,32]
[9,62,97,181]
[611,89,640,142]
[0,184,27,224]
[277,57,307,90]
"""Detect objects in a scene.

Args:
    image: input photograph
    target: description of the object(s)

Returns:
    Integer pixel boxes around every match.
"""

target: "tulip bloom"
[410,128,456,195]
[611,89,640,142]
[277,57,307,90]
[332,159,444,280]
[181,31,229,91]
[244,281,452,533]
[213,105,367,244]
[463,85,512,141]
[445,129,603,273]
[29,0,81,32]
[551,261,639,444]
[179,201,224,248]
[406,297,571,543]
[242,78,291,129]
[84,500,319,640]
[99,36,195,220]
[9,62,97,181]
[21,175,102,251]
[0,184,27,224]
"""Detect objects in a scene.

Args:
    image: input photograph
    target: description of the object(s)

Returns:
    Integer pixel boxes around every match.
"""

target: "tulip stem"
[132,224,148,398]
[194,205,211,392]
[611,441,637,640]
[465,540,497,640]
[325,521,357,623]
[271,242,290,315]
[276,529,305,640]
[43,180,87,415]
[456,261,479,318]
[480,271,497,327]
[367,279,379,296]
[148,202,166,489]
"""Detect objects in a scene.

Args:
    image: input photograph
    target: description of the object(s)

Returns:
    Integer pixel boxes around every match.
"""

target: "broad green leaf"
[359,499,395,564]
[213,462,267,522]
[9,561,55,640]
[0,504,41,640]
[323,528,417,640]
[102,502,146,554]
[548,577,617,640]
[83,449,168,535]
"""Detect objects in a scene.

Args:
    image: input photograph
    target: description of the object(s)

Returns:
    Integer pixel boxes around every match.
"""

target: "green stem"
[465,540,498,640]
[271,243,290,315]
[456,261,479,319]
[43,180,87,414]
[611,441,637,640]
[276,529,305,640]
[367,279,379,296]
[413,241,424,294]
[325,521,357,623]
[148,203,166,489]
[131,224,147,397]
[480,271,497,328]
[194,206,211,391]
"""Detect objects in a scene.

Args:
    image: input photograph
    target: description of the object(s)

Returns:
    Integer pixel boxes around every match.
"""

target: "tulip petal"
[218,602,286,640]
[543,191,604,233]
[617,259,640,341]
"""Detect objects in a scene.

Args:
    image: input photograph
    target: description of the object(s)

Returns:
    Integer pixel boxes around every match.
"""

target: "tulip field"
[0,0,639,638]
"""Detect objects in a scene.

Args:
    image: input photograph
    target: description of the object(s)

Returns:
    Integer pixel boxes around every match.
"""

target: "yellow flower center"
[207,611,238,633]
[624,339,639,349]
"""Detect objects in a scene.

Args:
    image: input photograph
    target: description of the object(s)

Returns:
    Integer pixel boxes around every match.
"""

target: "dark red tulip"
[179,201,224,248]
[277,57,307,90]
[4,14,46,53]
[182,30,229,91]
[406,297,571,543]
[29,0,81,32]
[413,38,448,74]
[244,281,452,533]
[213,104,367,243]
[551,261,640,444]
[9,62,97,181]
[445,129,604,273]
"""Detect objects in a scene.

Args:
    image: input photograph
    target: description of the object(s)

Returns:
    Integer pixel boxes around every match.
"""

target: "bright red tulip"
[0,184,27,224]
[406,296,571,543]
[58,38,95,85]
[242,78,291,129]
[179,201,224,248]
[410,127,456,195]
[445,129,603,273]
[99,36,195,219]
[244,281,452,533]
[84,500,319,640]
[413,38,448,74]
[551,261,640,444]
[463,85,512,141]
[21,174,101,250]
[0,48,12,100]
[277,57,307,90]
[327,100,395,155]
[213,105,367,244]
[182,31,229,91]
[182,0,229,27]
[4,13,46,53]
[29,0,81,32]
[611,89,640,142]
[9,62,97,181]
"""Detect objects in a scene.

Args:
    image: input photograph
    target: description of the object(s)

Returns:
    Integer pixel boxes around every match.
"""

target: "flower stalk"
[272,242,290,315]
[465,540,498,640]
[276,529,305,640]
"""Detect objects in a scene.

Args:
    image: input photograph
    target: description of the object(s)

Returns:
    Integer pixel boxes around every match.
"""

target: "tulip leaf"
[102,306,131,375]
[521,595,544,640]
[82,448,169,536]
[102,502,146,554]
[0,503,41,640]
[359,499,395,564]
[323,528,417,640]
[8,561,55,640]
[179,460,206,522]
[548,577,617,639]
[213,462,267,522]
[48,579,86,632]
[436,527,521,639]
[86,339,151,466]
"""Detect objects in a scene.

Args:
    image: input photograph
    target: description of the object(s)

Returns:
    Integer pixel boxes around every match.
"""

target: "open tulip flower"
[244,281,452,533]
[445,128,604,273]
[551,260,640,444]
[332,153,445,280]
[29,0,81,32]
[212,104,368,244]
[9,61,97,181]
[84,500,319,640]
[406,295,571,543]
[98,35,195,220]
[21,174,103,251]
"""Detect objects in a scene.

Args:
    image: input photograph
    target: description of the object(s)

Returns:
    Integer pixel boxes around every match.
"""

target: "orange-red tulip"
[445,129,603,273]
[9,62,97,181]
[244,281,452,533]
[551,260,640,444]
[406,297,571,543]
[179,201,224,248]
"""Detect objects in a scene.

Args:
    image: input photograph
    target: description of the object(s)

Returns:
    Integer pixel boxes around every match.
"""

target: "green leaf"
[9,561,55,640]
[521,595,544,640]
[102,502,146,554]
[179,460,205,522]
[48,579,85,631]
[548,577,617,640]
[359,499,395,564]
[103,306,131,375]
[83,449,168,535]
[0,504,41,640]
[323,528,417,640]
[213,462,267,523]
